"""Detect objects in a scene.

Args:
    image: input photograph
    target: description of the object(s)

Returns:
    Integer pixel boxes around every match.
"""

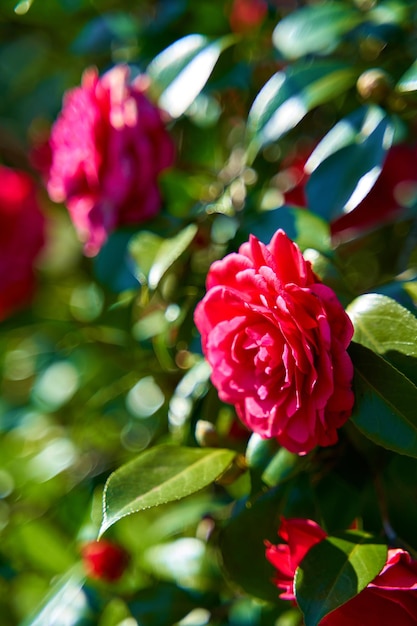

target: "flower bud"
[356,69,393,104]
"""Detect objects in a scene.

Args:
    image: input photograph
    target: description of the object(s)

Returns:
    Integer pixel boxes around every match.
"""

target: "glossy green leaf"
[305,106,394,221]
[348,293,417,383]
[273,3,362,60]
[295,531,387,626]
[100,445,236,534]
[349,342,417,457]
[348,293,417,354]
[147,33,236,118]
[148,224,198,289]
[247,62,357,153]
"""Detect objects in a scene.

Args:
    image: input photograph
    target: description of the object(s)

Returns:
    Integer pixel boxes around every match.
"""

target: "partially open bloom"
[43,65,175,256]
[266,517,417,625]
[0,165,44,320]
[81,539,129,582]
[282,143,417,240]
[194,229,354,455]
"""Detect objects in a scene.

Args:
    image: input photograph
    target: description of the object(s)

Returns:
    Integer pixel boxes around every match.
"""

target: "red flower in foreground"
[282,143,417,240]
[266,518,417,625]
[43,65,175,256]
[81,540,129,582]
[0,166,44,320]
[194,229,354,455]
[229,0,268,33]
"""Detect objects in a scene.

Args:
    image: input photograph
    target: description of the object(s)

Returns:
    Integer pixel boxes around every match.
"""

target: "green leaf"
[244,206,331,254]
[348,293,417,383]
[273,3,362,60]
[348,293,417,354]
[100,445,236,535]
[147,33,236,118]
[219,486,286,602]
[305,106,394,221]
[247,62,357,153]
[295,531,387,626]
[397,59,417,93]
[21,569,97,626]
[148,224,198,290]
[349,342,417,457]
[94,229,139,293]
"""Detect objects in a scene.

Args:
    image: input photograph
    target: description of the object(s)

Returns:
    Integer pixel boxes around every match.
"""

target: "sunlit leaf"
[147,223,198,289]
[348,293,417,353]
[273,3,362,60]
[21,569,97,626]
[397,59,417,93]
[247,62,357,153]
[295,531,387,626]
[100,445,236,534]
[348,293,417,383]
[305,106,394,221]
[147,33,236,118]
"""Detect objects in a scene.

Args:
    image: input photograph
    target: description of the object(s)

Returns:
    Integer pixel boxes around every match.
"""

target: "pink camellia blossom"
[266,517,417,625]
[194,229,354,455]
[43,65,175,256]
[0,165,44,320]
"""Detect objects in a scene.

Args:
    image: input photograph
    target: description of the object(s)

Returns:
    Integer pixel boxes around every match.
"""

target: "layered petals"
[194,229,354,454]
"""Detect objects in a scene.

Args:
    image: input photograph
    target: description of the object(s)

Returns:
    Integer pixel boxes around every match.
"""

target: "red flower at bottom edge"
[266,517,417,625]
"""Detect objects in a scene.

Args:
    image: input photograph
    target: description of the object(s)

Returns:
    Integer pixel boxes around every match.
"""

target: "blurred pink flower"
[194,229,354,454]
[43,65,175,256]
[0,165,44,320]
[266,517,417,625]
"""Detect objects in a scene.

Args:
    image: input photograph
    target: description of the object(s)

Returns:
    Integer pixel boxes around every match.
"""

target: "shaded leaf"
[273,3,362,60]
[147,33,236,118]
[305,106,394,221]
[94,230,139,293]
[219,487,286,602]
[349,342,417,457]
[247,62,357,153]
[100,445,236,534]
[295,531,387,626]
[244,206,331,254]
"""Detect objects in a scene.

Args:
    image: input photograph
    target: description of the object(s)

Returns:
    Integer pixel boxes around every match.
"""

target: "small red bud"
[81,540,129,582]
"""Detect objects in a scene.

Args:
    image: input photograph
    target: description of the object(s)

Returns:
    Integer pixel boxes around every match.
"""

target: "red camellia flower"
[0,165,44,321]
[194,229,354,455]
[266,517,417,625]
[229,0,268,33]
[81,540,129,582]
[282,143,417,240]
[43,65,175,256]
